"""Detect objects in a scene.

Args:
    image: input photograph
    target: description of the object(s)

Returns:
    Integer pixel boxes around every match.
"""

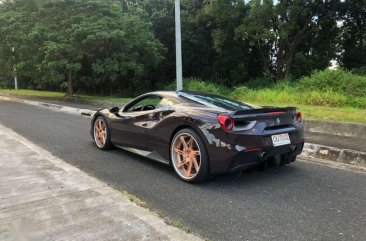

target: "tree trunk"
[276,41,296,81]
[275,41,286,81]
[66,70,73,97]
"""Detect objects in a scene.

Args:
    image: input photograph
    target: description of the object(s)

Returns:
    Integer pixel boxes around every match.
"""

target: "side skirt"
[116,145,170,165]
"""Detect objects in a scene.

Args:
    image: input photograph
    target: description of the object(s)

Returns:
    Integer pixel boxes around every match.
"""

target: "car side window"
[156,98,175,110]
[126,95,162,112]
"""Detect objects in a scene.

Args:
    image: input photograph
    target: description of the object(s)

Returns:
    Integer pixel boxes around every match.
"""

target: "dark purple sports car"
[91,91,304,183]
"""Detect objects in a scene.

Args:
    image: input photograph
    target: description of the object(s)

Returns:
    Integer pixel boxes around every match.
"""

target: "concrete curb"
[1,95,365,170]
[304,119,366,139]
[0,95,96,117]
[301,143,366,168]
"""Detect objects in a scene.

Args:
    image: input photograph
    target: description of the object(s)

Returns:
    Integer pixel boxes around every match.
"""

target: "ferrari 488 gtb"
[91,91,304,183]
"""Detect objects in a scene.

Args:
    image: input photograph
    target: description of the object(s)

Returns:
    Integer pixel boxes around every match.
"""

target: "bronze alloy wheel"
[171,133,202,180]
[94,118,107,148]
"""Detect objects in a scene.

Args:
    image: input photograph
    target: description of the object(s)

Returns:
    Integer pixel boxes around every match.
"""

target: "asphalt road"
[1,100,365,241]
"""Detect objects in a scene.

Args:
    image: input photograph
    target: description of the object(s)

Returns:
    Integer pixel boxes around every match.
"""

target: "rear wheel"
[93,116,113,150]
[170,129,210,183]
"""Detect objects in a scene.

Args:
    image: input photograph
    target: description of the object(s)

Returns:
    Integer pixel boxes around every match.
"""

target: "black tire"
[170,128,210,183]
[93,116,113,150]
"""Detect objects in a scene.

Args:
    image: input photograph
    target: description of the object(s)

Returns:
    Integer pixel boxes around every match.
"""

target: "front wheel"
[170,129,210,183]
[93,116,113,150]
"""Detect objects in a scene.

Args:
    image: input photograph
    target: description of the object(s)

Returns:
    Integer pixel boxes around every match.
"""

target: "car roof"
[143,90,257,110]
[146,90,215,99]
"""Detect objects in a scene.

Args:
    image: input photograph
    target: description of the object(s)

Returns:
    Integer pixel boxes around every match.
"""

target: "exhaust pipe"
[259,152,267,160]
[291,146,298,153]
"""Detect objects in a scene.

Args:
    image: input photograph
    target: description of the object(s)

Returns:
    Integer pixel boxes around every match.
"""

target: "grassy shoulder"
[251,102,366,124]
[0,89,132,105]
[0,88,365,124]
[77,95,131,105]
[0,89,65,98]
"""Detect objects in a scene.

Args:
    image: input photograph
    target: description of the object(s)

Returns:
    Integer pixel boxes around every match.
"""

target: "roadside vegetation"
[0,88,132,105]
[168,69,366,109]
[1,69,365,123]
[163,69,366,124]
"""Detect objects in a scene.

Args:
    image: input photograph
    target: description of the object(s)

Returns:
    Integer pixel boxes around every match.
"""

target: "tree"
[197,0,258,85]
[236,0,340,81]
[339,0,366,70]
[0,0,165,96]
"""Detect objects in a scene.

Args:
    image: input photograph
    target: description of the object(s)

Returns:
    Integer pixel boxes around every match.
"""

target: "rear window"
[179,92,254,111]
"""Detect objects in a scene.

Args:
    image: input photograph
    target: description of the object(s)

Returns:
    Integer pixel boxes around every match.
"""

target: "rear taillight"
[296,112,302,123]
[218,115,234,131]
[268,111,285,115]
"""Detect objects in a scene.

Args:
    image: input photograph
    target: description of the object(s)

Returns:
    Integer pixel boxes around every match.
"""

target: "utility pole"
[12,47,18,90]
[175,0,183,91]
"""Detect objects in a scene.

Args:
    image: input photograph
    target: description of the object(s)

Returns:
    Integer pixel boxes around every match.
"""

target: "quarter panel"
[147,109,219,163]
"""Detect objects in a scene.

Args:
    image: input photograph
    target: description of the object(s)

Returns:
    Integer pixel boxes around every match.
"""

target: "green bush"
[0,77,12,89]
[163,69,366,109]
[164,77,230,95]
[298,69,366,97]
[351,66,366,76]
[242,77,274,89]
[301,91,348,107]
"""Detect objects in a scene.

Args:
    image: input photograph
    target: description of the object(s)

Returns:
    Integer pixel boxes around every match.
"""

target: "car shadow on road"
[96,142,303,188]
[205,165,301,187]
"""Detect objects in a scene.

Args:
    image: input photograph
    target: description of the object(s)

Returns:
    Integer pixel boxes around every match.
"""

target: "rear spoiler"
[232,107,296,117]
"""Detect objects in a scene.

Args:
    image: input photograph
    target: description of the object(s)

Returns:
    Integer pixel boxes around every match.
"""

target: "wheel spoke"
[187,138,194,149]
[174,148,185,156]
[180,136,188,150]
[186,160,193,177]
[177,159,189,169]
[192,156,200,171]
[98,121,102,131]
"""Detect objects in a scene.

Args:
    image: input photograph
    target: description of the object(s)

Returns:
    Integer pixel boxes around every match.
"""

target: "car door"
[146,97,177,156]
[110,95,162,150]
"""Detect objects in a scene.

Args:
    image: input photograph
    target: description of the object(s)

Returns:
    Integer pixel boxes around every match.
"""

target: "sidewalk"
[0,124,201,241]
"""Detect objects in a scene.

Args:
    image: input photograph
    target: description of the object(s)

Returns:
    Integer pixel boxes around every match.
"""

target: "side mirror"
[110,107,120,114]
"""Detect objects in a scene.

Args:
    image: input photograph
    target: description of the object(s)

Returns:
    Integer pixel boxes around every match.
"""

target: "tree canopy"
[0,0,364,95]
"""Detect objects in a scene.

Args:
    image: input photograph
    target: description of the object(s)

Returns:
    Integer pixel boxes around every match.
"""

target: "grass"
[122,191,148,209]
[0,88,132,105]
[231,86,366,109]
[251,102,366,124]
[163,74,366,124]
[0,89,65,98]
[120,190,193,234]
[167,219,192,233]
[75,95,131,105]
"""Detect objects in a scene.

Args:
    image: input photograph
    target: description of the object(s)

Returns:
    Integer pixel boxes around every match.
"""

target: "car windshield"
[179,92,255,111]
